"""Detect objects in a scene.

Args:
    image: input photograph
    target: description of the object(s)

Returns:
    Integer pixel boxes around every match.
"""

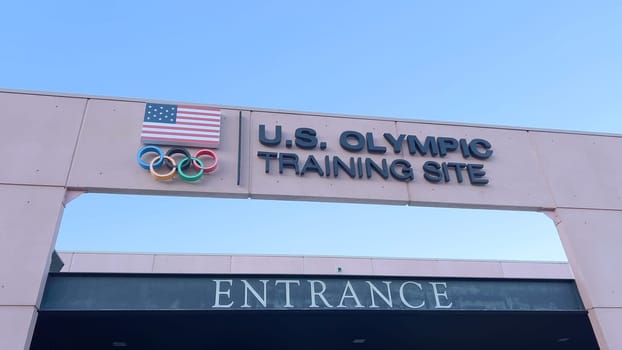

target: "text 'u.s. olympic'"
[257,125,492,185]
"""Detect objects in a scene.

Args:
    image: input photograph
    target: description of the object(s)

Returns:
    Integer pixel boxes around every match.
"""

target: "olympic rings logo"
[137,145,218,182]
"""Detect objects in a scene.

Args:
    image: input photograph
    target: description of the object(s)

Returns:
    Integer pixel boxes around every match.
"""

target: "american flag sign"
[140,103,221,148]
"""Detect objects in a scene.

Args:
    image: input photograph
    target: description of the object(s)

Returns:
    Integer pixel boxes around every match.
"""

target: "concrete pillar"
[0,92,85,348]
[0,185,66,349]
[554,208,622,349]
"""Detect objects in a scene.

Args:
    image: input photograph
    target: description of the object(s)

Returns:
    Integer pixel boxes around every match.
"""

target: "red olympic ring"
[193,149,218,174]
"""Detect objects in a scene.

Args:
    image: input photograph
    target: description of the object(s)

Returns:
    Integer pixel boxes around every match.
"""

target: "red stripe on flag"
[176,115,221,122]
[175,121,221,127]
[142,125,220,132]
[141,136,219,146]
[176,110,221,117]
[178,105,221,112]
[142,130,220,138]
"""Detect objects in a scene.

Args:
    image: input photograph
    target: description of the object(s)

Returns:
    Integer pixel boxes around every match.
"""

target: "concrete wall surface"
[57,252,574,279]
[1,89,622,349]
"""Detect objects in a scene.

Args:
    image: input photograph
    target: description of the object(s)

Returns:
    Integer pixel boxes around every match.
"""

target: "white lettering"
[308,280,333,308]
[275,280,301,308]
[337,281,364,308]
[213,279,234,308]
[241,279,269,308]
[399,281,425,309]
[429,282,453,309]
[366,281,393,308]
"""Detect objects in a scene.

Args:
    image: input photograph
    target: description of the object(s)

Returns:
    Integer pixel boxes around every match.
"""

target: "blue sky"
[3,1,621,261]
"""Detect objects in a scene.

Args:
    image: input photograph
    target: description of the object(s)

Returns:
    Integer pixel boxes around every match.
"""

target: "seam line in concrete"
[63,98,90,188]
[556,206,622,212]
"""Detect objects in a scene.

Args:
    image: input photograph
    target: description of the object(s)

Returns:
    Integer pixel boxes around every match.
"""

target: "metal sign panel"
[41,274,584,312]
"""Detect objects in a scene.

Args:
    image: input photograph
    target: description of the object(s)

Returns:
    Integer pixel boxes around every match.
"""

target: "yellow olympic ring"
[149,155,177,181]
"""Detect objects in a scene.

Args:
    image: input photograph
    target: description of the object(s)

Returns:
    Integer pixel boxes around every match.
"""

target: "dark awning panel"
[34,274,598,350]
[41,273,584,312]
